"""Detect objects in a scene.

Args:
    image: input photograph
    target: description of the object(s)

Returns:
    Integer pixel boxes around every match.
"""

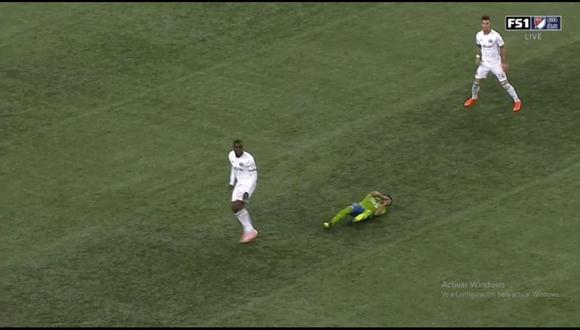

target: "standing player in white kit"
[464,15,522,112]
[228,139,259,243]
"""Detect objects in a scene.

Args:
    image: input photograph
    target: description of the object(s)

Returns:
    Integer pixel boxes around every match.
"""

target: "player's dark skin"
[230,142,248,213]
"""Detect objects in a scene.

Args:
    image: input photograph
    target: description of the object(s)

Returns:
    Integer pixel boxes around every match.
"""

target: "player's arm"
[498,34,507,71]
[371,191,390,202]
[229,165,236,188]
[248,156,258,181]
[381,196,390,206]
[475,34,482,65]
[372,205,383,215]
[475,45,482,65]
[373,197,388,215]
[500,45,508,72]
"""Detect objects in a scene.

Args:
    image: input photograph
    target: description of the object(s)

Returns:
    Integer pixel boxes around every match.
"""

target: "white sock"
[472,82,480,99]
[235,209,255,233]
[502,82,519,101]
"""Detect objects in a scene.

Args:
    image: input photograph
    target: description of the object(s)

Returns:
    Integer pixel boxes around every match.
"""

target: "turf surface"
[2,2,579,326]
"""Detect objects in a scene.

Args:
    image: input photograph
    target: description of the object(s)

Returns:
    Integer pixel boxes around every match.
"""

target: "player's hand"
[475,55,481,65]
[374,206,386,216]
[502,63,509,72]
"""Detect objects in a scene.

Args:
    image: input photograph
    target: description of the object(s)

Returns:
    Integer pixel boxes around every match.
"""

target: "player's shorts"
[231,181,256,202]
[475,63,507,83]
[349,203,366,217]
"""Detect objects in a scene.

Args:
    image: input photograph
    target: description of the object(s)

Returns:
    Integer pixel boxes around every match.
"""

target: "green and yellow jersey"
[359,194,383,213]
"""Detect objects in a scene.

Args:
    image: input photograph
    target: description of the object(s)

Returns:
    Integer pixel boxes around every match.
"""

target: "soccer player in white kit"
[228,139,258,243]
[464,15,522,112]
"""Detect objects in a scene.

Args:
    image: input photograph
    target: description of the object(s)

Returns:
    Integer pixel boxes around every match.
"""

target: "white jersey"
[228,151,257,186]
[476,29,504,66]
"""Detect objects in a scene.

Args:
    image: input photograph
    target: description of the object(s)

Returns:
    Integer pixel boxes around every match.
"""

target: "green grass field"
[2,2,580,327]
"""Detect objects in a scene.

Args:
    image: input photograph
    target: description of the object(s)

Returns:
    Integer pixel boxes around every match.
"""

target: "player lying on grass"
[323,191,393,229]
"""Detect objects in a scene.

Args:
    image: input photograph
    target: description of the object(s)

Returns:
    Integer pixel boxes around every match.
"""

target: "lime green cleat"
[323,222,331,229]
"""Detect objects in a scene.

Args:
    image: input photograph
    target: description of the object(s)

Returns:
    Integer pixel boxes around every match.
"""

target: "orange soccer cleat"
[513,100,522,112]
[464,98,478,108]
[240,229,258,243]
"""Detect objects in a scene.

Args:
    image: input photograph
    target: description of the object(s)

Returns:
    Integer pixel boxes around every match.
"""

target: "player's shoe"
[323,222,331,229]
[464,97,478,108]
[240,229,258,243]
[512,100,522,112]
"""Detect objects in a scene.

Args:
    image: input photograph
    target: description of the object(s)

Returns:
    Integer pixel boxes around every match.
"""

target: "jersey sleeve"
[248,155,257,172]
[475,34,481,46]
[249,156,258,183]
[497,33,505,47]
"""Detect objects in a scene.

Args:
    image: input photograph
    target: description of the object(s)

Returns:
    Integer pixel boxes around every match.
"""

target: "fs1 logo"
[505,16,562,31]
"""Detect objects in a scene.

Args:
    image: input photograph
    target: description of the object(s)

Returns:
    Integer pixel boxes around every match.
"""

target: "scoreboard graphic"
[505,16,562,31]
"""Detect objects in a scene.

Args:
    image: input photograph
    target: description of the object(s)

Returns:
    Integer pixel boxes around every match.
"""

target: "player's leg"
[472,78,481,99]
[353,209,373,222]
[231,184,258,243]
[492,66,522,112]
[324,205,353,228]
[465,65,489,107]
[231,199,253,234]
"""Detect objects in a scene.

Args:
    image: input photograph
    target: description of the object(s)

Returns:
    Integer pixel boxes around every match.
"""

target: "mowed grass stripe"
[2,3,576,211]
[3,36,578,266]
[0,3,106,48]
[3,40,579,326]
[3,2,576,218]
[2,4,390,262]
[0,3,384,148]
[2,3,580,326]
[209,159,580,327]
[1,2,464,255]
[208,41,580,323]
[6,4,580,145]
[2,13,576,274]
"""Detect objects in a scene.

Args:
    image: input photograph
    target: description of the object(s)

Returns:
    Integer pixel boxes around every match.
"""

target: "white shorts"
[475,63,507,82]
[231,181,256,202]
